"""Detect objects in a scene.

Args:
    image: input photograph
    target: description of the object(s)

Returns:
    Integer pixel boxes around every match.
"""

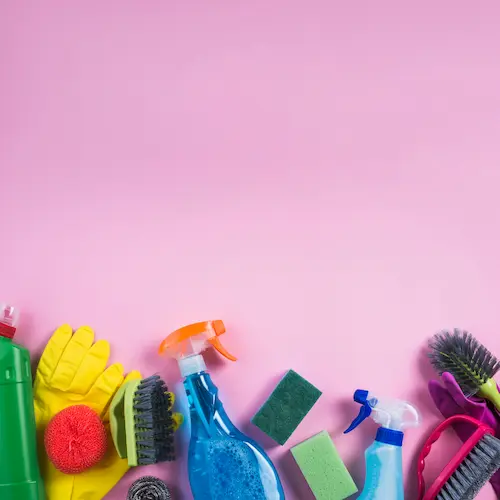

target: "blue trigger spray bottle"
[159,320,285,500]
[344,390,421,500]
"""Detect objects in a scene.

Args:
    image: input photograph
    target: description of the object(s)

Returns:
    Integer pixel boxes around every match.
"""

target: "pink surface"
[2,2,500,499]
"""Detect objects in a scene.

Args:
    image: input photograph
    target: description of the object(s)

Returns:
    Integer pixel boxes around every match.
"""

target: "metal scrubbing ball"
[127,476,171,500]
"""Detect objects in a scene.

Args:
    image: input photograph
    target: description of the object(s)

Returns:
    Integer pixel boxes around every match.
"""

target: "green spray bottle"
[0,304,45,500]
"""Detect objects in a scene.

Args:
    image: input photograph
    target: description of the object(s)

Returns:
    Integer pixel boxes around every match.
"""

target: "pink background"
[2,2,500,499]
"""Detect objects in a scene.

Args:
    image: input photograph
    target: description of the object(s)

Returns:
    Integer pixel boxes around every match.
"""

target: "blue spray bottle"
[344,390,421,500]
[159,320,285,500]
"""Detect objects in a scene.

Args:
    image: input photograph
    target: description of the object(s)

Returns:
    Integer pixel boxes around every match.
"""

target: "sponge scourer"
[291,430,357,500]
[45,405,107,474]
[251,369,322,445]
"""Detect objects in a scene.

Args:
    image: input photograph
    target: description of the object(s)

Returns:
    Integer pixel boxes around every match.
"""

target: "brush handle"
[479,378,500,411]
[417,415,494,500]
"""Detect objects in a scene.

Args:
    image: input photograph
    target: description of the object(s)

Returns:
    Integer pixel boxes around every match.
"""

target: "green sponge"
[291,430,357,500]
[251,369,321,445]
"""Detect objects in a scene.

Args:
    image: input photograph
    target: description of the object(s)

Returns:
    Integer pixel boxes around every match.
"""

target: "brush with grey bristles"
[134,375,175,465]
[418,414,500,499]
[437,433,500,499]
[429,329,500,410]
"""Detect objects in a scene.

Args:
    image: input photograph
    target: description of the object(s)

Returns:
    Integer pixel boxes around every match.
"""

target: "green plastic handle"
[479,378,500,411]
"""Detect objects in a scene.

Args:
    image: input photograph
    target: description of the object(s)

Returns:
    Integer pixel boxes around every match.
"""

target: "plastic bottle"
[159,320,285,500]
[344,390,421,500]
[0,304,45,500]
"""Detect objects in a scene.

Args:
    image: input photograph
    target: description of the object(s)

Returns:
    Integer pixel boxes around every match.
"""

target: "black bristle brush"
[429,329,500,410]
[110,375,179,466]
[133,375,176,465]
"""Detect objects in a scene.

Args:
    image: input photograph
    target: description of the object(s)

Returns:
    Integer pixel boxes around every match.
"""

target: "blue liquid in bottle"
[185,372,284,500]
[358,435,404,500]
[345,390,421,500]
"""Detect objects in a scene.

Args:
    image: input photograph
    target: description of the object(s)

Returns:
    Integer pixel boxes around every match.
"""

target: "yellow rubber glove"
[33,324,141,500]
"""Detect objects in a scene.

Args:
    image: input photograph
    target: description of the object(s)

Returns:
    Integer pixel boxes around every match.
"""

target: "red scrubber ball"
[44,405,107,474]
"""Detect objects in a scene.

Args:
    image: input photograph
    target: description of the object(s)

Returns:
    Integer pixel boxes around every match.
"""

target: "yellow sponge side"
[291,430,357,500]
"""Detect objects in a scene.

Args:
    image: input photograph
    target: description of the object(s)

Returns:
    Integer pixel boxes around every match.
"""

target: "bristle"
[133,375,176,465]
[438,490,452,500]
[437,433,500,500]
[429,329,500,397]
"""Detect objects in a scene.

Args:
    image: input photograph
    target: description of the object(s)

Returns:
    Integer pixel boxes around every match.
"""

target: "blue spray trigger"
[344,389,372,434]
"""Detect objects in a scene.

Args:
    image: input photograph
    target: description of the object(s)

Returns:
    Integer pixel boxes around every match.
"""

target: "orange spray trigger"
[209,337,237,361]
[158,320,237,361]
[211,320,226,336]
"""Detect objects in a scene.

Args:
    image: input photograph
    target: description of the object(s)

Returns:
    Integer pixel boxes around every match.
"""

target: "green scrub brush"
[429,329,500,410]
[110,375,182,466]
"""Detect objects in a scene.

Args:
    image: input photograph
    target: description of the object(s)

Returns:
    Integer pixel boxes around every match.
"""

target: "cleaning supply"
[429,329,500,409]
[159,320,285,500]
[428,372,500,495]
[252,369,322,445]
[417,414,500,499]
[44,405,107,474]
[344,389,421,500]
[127,476,172,500]
[291,430,357,500]
[109,374,183,466]
[33,324,142,500]
[0,303,45,500]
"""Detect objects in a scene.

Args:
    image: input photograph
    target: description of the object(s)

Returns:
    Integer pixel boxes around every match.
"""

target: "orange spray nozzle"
[159,320,237,361]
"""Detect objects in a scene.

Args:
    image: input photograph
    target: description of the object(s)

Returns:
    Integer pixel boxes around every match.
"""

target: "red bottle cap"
[0,304,18,339]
